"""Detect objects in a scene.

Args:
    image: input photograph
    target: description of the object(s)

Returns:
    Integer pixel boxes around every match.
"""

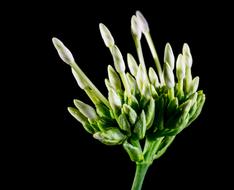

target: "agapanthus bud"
[164,43,175,70]
[123,104,138,125]
[131,15,142,39]
[108,88,122,114]
[126,73,138,94]
[127,53,138,77]
[108,65,122,91]
[93,128,126,145]
[71,68,88,89]
[136,11,149,33]
[145,98,155,129]
[67,107,88,125]
[182,43,192,68]
[149,67,159,88]
[176,54,185,81]
[133,110,146,140]
[52,37,74,65]
[73,99,98,121]
[190,77,199,94]
[136,63,148,92]
[111,45,126,73]
[117,114,131,134]
[123,141,144,162]
[99,23,115,48]
[163,62,175,88]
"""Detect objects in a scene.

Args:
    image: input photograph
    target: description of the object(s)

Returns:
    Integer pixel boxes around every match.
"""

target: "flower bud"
[99,23,115,48]
[117,114,131,134]
[163,62,175,88]
[182,43,192,68]
[52,37,74,65]
[108,88,122,115]
[123,141,144,162]
[108,65,122,91]
[190,77,199,94]
[136,11,149,33]
[73,99,98,121]
[164,43,175,70]
[133,110,146,140]
[123,104,137,125]
[149,67,159,88]
[145,98,156,129]
[127,53,138,77]
[131,15,142,39]
[136,63,148,92]
[93,127,126,145]
[111,45,126,73]
[67,107,88,125]
[176,54,185,81]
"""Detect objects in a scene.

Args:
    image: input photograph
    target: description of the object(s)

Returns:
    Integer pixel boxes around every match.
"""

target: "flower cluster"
[52,11,205,163]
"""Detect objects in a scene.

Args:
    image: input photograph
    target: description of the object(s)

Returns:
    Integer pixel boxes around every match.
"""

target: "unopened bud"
[71,68,88,89]
[136,11,149,33]
[73,99,98,120]
[108,65,122,91]
[127,53,138,77]
[99,23,115,48]
[131,15,142,39]
[163,62,175,88]
[149,67,159,88]
[52,37,74,65]
[164,43,175,70]
[111,45,126,73]
[182,43,192,68]
[176,54,185,81]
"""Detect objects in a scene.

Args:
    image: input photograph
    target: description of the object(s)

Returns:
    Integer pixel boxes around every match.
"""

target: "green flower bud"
[164,43,175,70]
[145,98,156,129]
[123,104,138,125]
[104,79,112,91]
[131,15,142,39]
[150,84,158,99]
[108,88,122,115]
[93,127,126,145]
[134,110,146,140]
[73,99,98,121]
[108,65,122,91]
[127,53,139,77]
[167,97,178,117]
[176,54,186,81]
[128,94,140,111]
[136,11,149,33]
[52,37,74,65]
[117,114,131,134]
[67,107,88,125]
[123,141,144,162]
[163,62,175,88]
[71,68,88,89]
[99,23,115,48]
[111,45,126,74]
[136,63,148,93]
[149,67,159,88]
[95,102,111,119]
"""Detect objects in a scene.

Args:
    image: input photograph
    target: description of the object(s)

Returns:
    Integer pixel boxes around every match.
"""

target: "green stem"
[131,163,150,190]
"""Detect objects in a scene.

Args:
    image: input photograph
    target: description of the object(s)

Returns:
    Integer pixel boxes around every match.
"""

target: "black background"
[3,1,232,189]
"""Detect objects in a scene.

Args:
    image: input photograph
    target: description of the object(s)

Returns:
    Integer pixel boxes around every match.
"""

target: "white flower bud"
[73,99,98,120]
[131,15,142,39]
[111,45,126,73]
[67,107,88,125]
[127,53,138,77]
[190,77,199,94]
[108,88,122,112]
[176,54,186,81]
[108,65,122,91]
[163,62,175,88]
[99,23,115,48]
[182,43,193,67]
[149,67,159,87]
[136,11,149,33]
[52,37,74,65]
[164,43,175,70]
